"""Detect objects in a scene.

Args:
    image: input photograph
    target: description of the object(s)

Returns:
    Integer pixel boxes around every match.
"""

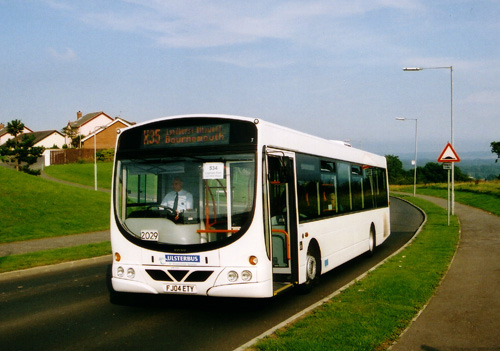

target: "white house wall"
[35,133,66,149]
[0,127,32,145]
[79,115,114,136]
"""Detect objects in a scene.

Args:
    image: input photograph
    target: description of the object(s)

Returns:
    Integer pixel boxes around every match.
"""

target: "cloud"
[201,49,295,69]
[47,0,425,68]
[48,48,78,61]
[76,0,423,49]
[464,90,500,104]
[44,0,73,11]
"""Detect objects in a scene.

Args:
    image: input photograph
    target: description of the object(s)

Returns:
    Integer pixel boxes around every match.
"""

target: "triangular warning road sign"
[437,142,460,162]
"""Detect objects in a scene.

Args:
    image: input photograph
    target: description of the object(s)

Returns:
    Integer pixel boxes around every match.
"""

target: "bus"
[108,115,390,299]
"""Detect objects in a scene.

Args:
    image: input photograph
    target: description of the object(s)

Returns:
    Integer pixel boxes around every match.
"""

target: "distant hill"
[395,151,499,180]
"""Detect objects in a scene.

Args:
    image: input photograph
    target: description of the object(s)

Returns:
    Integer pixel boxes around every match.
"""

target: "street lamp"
[396,117,418,197]
[93,126,105,191]
[403,65,454,213]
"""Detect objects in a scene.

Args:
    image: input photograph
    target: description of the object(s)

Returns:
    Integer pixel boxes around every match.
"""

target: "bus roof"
[122,114,387,168]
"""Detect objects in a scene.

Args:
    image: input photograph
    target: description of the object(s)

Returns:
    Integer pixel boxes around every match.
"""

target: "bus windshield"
[114,153,256,250]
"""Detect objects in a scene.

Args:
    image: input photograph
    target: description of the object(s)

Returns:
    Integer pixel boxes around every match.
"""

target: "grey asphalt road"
[0,197,422,351]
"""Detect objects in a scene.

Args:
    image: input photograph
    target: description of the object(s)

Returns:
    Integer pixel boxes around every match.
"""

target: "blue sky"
[1,0,499,158]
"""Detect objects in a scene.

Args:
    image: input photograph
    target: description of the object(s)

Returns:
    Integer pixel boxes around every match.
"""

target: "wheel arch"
[307,238,322,276]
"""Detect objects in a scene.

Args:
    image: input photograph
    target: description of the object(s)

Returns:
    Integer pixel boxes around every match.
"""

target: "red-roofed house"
[65,111,115,142]
[81,117,134,149]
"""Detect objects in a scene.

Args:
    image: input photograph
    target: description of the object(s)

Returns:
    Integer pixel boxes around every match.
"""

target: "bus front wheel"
[298,244,320,293]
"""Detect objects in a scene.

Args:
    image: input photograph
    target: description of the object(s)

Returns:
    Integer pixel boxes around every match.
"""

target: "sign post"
[437,142,460,225]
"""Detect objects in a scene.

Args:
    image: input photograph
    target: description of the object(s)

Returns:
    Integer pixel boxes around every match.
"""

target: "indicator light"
[249,256,258,265]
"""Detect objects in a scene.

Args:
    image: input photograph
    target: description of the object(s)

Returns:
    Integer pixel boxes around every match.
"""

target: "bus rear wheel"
[367,226,376,257]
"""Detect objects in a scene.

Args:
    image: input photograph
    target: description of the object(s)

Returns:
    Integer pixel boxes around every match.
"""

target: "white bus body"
[109,115,390,299]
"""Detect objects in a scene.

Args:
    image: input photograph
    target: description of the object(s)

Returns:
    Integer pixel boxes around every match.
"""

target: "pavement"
[391,194,500,351]
[0,230,109,257]
[1,193,499,350]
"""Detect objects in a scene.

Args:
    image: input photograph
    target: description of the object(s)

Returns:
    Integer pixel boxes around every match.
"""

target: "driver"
[161,177,193,221]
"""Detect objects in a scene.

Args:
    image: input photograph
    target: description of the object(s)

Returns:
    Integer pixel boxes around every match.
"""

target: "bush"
[96,148,115,162]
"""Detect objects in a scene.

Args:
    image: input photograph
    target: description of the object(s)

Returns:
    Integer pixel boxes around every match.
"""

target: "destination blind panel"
[141,123,230,149]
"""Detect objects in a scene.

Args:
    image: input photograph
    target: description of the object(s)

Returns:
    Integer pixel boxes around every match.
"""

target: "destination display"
[141,123,230,148]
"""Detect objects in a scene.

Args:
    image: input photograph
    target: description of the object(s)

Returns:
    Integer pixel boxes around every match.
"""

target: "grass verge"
[252,196,459,351]
[0,242,111,273]
[0,166,110,243]
[44,162,113,189]
[391,181,500,216]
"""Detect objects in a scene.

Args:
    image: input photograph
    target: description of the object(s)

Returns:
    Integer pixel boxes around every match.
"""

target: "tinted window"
[295,153,388,223]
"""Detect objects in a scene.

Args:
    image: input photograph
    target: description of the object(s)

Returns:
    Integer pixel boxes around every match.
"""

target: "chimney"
[0,123,4,130]
[77,111,82,120]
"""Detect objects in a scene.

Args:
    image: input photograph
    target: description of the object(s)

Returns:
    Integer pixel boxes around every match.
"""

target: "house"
[65,111,115,144]
[27,130,66,149]
[3,130,65,151]
[0,123,34,145]
[81,117,134,149]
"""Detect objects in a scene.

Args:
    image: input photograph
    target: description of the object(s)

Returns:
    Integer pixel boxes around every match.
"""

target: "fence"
[49,149,100,165]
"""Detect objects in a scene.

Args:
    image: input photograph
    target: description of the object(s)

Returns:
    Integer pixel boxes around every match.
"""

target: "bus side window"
[320,161,337,214]
[337,162,351,213]
[296,154,320,222]
[363,167,375,210]
[351,165,363,211]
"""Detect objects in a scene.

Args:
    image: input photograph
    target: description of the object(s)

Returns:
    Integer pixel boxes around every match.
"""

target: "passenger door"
[265,148,299,293]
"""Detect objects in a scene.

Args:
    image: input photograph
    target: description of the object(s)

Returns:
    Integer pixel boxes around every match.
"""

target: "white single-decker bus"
[108,115,390,299]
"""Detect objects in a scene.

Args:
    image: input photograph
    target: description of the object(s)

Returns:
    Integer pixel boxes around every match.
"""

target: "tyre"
[367,226,376,257]
[298,244,321,293]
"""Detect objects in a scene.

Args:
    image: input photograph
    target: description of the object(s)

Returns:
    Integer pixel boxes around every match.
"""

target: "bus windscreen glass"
[114,118,257,252]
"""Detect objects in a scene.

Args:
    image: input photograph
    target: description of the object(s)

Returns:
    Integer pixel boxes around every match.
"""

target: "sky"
[1,0,499,159]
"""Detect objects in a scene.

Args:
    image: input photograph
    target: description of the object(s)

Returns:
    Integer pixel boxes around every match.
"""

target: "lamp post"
[396,117,418,197]
[93,126,105,191]
[403,66,454,213]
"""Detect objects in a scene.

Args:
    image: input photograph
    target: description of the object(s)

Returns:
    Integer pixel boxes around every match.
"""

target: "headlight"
[117,266,124,278]
[227,271,238,282]
[127,268,135,279]
[241,270,252,281]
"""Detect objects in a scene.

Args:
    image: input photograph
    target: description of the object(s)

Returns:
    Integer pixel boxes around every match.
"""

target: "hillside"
[0,166,110,243]
[397,152,498,180]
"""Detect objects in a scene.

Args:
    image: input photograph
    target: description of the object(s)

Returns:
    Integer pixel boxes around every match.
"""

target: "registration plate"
[164,284,197,294]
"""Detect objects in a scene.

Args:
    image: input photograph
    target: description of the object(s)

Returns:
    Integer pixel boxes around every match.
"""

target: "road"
[0,197,423,351]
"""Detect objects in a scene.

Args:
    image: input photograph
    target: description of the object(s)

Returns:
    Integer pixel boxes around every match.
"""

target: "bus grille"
[146,269,213,282]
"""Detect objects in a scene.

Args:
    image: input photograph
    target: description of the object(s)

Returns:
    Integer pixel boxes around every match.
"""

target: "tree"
[385,155,412,185]
[0,119,44,175]
[419,162,470,184]
[2,119,25,171]
[491,141,500,179]
[61,125,81,148]
[491,141,500,163]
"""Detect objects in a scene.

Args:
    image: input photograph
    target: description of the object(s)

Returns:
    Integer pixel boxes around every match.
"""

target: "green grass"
[253,196,460,351]
[44,162,113,189]
[391,180,500,216]
[0,166,110,243]
[0,242,111,273]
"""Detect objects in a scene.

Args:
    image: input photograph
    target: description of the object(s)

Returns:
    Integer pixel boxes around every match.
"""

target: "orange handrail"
[272,229,290,261]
